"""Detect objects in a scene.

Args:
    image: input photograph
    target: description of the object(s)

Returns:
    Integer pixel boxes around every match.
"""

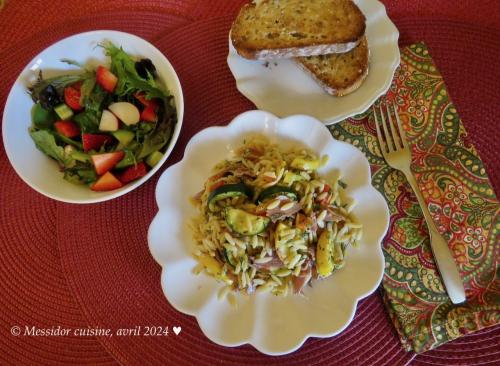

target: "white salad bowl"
[2,30,184,203]
[148,110,389,355]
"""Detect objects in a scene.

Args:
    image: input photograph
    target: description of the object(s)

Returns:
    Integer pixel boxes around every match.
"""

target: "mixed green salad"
[28,42,176,191]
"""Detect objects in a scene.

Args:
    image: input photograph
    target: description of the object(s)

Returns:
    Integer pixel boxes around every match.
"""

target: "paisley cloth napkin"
[329,42,499,353]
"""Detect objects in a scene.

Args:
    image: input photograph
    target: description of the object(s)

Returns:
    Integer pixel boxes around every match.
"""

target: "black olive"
[135,58,157,79]
[38,85,62,109]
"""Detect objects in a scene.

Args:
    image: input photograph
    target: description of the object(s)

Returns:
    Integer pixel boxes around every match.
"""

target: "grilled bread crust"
[296,36,369,96]
[231,0,366,60]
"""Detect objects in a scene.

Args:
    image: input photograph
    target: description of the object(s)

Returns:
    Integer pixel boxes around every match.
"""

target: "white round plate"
[227,0,399,124]
[148,110,389,355]
[2,30,184,204]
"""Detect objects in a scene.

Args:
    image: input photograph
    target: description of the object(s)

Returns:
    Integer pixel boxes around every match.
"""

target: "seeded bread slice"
[296,36,369,96]
[231,0,366,60]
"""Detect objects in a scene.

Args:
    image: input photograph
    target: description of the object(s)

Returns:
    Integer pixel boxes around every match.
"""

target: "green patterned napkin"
[329,42,499,353]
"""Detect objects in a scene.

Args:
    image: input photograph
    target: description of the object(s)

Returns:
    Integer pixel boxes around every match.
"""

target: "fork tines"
[373,101,408,154]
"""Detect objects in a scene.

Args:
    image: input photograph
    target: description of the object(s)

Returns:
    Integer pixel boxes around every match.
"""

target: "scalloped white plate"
[227,0,399,124]
[148,111,389,355]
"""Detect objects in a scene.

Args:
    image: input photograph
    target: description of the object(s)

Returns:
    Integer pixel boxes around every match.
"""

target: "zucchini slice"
[208,183,252,211]
[257,185,298,203]
[225,208,270,236]
[223,248,238,268]
[316,230,335,277]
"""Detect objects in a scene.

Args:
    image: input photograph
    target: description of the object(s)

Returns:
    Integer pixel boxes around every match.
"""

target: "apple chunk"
[99,110,119,131]
[108,102,140,126]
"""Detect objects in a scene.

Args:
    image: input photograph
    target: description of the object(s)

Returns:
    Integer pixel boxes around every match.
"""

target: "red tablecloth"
[0,1,498,365]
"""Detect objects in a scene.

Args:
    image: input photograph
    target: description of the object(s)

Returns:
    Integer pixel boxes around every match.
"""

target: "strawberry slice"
[91,171,123,191]
[135,92,160,122]
[134,92,159,108]
[91,151,125,175]
[134,92,149,106]
[54,120,80,138]
[64,82,83,111]
[118,162,147,184]
[82,133,114,152]
[140,104,158,122]
[96,66,118,93]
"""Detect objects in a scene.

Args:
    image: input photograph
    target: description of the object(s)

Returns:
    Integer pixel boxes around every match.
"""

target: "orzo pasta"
[190,136,362,297]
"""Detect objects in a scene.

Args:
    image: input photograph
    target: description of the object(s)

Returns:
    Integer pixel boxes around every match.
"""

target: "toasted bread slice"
[297,36,369,96]
[231,0,366,60]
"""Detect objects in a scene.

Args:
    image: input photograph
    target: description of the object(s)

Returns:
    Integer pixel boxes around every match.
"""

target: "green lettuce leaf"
[28,70,93,104]
[102,42,168,100]
[53,132,83,150]
[74,84,109,133]
[60,58,87,69]
[29,130,74,167]
[73,111,100,133]
[64,168,97,185]
[137,117,174,159]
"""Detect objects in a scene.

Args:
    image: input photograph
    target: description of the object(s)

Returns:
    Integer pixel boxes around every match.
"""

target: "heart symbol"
[173,326,181,335]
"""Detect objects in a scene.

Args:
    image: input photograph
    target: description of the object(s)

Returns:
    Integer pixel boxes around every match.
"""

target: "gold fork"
[373,101,465,304]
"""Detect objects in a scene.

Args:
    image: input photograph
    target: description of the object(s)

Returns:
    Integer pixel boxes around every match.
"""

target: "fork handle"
[401,168,466,304]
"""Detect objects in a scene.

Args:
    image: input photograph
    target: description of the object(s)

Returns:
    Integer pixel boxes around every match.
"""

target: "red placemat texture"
[0,1,499,365]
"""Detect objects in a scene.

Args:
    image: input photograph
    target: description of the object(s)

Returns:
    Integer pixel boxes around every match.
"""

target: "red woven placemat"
[0,6,195,366]
[54,16,413,366]
[0,0,247,52]
[0,158,115,365]
[0,1,499,365]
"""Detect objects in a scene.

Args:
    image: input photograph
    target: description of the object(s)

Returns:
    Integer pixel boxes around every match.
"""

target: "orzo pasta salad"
[190,136,362,297]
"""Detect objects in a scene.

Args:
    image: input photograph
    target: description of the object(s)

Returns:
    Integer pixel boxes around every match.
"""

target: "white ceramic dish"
[2,30,184,203]
[148,110,389,355]
[227,0,399,124]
